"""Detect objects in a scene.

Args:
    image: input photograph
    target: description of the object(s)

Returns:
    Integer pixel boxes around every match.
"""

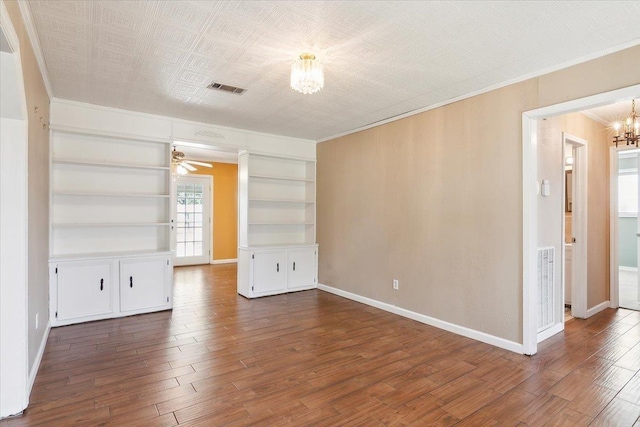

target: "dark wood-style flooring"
[3,264,640,426]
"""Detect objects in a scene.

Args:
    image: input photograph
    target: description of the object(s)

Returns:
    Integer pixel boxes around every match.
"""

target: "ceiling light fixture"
[613,99,639,147]
[290,53,323,94]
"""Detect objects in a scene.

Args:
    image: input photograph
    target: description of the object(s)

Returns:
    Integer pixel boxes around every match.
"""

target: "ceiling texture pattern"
[25,1,640,140]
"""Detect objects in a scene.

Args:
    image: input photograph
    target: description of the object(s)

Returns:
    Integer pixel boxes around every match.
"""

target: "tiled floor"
[3,264,640,426]
[620,268,640,311]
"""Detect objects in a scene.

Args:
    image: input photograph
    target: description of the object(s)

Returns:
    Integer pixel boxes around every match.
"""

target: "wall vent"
[537,246,555,332]
[206,82,246,95]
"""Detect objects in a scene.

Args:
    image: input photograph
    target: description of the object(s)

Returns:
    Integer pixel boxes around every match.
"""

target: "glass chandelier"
[613,99,639,147]
[290,53,324,94]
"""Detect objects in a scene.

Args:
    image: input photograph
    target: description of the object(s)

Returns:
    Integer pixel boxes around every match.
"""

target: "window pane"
[176,242,186,257]
[619,174,638,213]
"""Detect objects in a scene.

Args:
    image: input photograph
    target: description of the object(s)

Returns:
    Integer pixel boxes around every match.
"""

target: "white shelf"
[53,191,170,198]
[53,222,170,228]
[249,173,314,182]
[240,243,317,249]
[50,249,173,262]
[248,221,313,226]
[53,158,170,171]
[249,198,314,204]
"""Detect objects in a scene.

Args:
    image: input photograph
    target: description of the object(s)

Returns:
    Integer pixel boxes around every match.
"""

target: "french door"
[172,175,212,266]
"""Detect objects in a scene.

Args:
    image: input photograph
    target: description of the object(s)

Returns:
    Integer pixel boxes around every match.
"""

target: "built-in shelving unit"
[50,128,172,258]
[238,152,318,298]
[48,127,174,327]
[239,152,316,247]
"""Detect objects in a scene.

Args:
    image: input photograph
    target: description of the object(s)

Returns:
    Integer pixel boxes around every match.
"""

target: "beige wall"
[317,45,640,345]
[5,1,51,372]
[537,113,610,314]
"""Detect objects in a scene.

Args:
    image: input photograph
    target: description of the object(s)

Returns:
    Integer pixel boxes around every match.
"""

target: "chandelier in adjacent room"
[613,99,639,147]
[290,53,324,94]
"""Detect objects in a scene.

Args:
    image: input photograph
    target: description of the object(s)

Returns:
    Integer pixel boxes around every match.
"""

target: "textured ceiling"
[583,99,638,125]
[26,1,640,141]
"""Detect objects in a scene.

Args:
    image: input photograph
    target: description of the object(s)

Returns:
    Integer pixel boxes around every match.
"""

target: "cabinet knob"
[293,262,296,271]
[100,278,104,291]
[130,276,133,288]
[276,263,279,273]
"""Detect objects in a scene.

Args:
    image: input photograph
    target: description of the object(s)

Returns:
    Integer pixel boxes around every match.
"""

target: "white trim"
[587,301,611,317]
[522,114,538,355]
[564,133,588,320]
[619,266,638,272]
[50,124,171,144]
[619,212,638,218]
[16,1,53,98]
[210,258,238,265]
[0,6,29,418]
[52,98,315,145]
[27,322,49,395]
[522,84,640,356]
[318,284,524,354]
[318,40,640,143]
[611,147,620,309]
[537,323,564,344]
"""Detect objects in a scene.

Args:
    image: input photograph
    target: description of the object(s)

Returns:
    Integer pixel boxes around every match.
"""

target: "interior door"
[172,175,212,266]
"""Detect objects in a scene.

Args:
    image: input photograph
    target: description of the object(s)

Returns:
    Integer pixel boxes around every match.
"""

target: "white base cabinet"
[238,245,318,298]
[50,252,172,326]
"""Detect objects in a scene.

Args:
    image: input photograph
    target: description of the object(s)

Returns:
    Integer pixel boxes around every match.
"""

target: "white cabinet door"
[120,257,168,312]
[287,247,317,290]
[57,261,113,321]
[252,250,286,294]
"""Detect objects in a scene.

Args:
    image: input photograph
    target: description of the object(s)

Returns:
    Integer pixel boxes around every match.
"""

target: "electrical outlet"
[393,279,399,290]
[35,312,39,330]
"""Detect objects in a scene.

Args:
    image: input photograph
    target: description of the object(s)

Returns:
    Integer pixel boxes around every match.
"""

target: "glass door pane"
[176,183,205,258]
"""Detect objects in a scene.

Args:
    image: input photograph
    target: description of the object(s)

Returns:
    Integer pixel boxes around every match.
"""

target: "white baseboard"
[619,266,638,272]
[28,321,50,395]
[537,322,564,343]
[210,258,237,265]
[587,301,611,318]
[317,284,524,354]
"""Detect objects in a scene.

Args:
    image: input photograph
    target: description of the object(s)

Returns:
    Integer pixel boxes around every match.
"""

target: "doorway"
[563,133,588,320]
[522,84,640,355]
[172,175,212,266]
[616,149,640,310]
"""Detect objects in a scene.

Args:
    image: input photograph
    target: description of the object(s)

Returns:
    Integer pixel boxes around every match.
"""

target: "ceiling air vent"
[206,82,246,95]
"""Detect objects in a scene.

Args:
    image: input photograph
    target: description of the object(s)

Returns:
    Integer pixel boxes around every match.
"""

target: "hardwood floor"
[3,264,640,426]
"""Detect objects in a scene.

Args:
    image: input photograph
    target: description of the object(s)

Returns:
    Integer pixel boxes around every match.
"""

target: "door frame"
[610,147,640,309]
[563,133,588,320]
[171,174,213,266]
[522,83,640,355]
[0,1,30,417]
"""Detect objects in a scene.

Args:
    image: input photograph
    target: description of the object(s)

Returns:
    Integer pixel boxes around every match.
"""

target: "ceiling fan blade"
[184,160,213,168]
[181,162,197,171]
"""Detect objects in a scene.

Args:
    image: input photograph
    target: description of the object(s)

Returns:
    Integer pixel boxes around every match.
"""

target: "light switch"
[541,179,550,197]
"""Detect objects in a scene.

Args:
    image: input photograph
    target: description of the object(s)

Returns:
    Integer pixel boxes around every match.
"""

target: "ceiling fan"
[171,146,213,174]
